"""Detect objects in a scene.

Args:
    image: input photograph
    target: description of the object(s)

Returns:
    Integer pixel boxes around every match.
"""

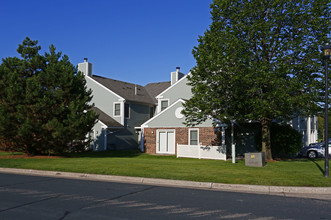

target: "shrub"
[256,123,302,158]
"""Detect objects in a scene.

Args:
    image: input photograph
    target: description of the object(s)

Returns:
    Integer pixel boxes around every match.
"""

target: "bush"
[256,123,302,158]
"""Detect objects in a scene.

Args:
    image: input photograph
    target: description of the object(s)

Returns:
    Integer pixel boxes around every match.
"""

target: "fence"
[177,144,226,160]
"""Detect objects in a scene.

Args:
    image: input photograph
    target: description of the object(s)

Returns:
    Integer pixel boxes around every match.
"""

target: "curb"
[1,167,331,197]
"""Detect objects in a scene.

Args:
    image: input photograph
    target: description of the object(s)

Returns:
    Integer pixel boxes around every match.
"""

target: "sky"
[0,0,213,86]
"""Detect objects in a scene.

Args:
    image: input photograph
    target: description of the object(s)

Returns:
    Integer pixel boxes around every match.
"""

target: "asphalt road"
[0,173,330,220]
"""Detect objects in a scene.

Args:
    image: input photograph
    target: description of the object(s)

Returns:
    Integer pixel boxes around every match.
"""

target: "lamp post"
[321,44,331,178]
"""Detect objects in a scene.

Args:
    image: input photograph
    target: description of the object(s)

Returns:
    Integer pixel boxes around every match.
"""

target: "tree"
[0,37,97,155]
[255,123,302,158]
[183,0,330,160]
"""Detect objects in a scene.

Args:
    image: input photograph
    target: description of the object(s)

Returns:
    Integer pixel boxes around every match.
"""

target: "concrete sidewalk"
[1,167,331,200]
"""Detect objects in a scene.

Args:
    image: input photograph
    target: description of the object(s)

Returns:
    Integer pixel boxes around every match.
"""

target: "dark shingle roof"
[92,107,123,128]
[90,75,171,105]
[91,75,156,104]
[144,81,171,103]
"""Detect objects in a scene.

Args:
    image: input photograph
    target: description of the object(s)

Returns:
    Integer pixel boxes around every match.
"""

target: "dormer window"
[161,100,169,111]
[114,103,121,116]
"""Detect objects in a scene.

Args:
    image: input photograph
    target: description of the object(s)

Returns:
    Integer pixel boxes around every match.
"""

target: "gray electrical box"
[245,152,265,167]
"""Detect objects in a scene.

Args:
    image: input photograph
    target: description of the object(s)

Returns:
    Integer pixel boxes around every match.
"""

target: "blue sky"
[0,0,213,86]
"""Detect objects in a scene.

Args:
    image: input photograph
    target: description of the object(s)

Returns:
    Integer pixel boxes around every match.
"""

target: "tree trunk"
[261,117,272,160]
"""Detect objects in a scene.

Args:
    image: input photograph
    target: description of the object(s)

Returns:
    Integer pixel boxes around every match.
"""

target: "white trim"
[141,99,186,128]
[156,129,176,154]
[188,128,199,145]
[156,72,191,99]
[98,119,108,128]
[121,101,125,125]
[113,102,121,117]
[85,75,124,100]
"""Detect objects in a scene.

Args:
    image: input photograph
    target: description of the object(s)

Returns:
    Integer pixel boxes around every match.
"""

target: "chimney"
[171,66,184,85]
[78,58,93,76]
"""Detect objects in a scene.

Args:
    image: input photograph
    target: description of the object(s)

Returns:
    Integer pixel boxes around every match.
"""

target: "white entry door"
[157,130,175,154]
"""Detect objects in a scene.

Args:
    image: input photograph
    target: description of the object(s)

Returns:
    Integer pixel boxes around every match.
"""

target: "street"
[0,172,330,219]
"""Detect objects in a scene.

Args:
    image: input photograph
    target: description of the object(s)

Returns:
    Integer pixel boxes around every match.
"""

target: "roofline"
[86,75,125,101]
[144,81,171,104]
[96,117,124,129]
[145,81,171,87]
[124,99,155,106]
[141,99,186,128]
[97,120,108,128]
[156,72,191,99]
[107,126,125,129]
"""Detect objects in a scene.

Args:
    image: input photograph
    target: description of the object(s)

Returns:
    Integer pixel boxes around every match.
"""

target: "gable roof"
[144,81,171,103]
[156,72,191,99]
[92,107,123,128]
[91,75,155,104]
[141,99,186,128]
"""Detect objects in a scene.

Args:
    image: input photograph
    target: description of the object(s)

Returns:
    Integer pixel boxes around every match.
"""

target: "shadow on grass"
[311,159,326,176]
[293,158,326,176]
[68,150,142,158]
[267,157,327,176]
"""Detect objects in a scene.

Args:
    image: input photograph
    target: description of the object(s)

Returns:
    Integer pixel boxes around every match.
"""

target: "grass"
[0,150,331,187]
[0,151,24,156]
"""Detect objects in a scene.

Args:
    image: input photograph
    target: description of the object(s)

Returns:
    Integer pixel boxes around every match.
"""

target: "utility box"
[245,152,265,167]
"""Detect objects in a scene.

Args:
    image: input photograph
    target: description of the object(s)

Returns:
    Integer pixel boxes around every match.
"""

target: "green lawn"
[0,151,24,156]
[0,151,330,187]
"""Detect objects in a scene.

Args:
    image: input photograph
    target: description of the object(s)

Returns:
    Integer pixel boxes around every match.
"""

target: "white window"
[114,103,121,116]
[189,129,199,145]
[161,100,169,111]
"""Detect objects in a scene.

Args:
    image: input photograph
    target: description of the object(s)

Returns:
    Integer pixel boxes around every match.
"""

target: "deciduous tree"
[183,0,330,160]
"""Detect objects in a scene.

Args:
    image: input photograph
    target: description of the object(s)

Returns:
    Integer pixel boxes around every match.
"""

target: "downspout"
[140,128,145,152]
[104,128,107,151]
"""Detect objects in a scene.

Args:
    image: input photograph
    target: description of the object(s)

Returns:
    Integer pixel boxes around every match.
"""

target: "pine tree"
[0,37,97,155]
[183,0,330,160]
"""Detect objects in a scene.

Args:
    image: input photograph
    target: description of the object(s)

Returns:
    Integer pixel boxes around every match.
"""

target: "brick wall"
[143,127,219,155]
[144,128,157,154]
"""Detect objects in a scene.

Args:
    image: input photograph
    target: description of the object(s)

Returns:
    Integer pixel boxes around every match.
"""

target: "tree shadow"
[68,150,142,158]
[268,158,326,176]
[311,159,326,176]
